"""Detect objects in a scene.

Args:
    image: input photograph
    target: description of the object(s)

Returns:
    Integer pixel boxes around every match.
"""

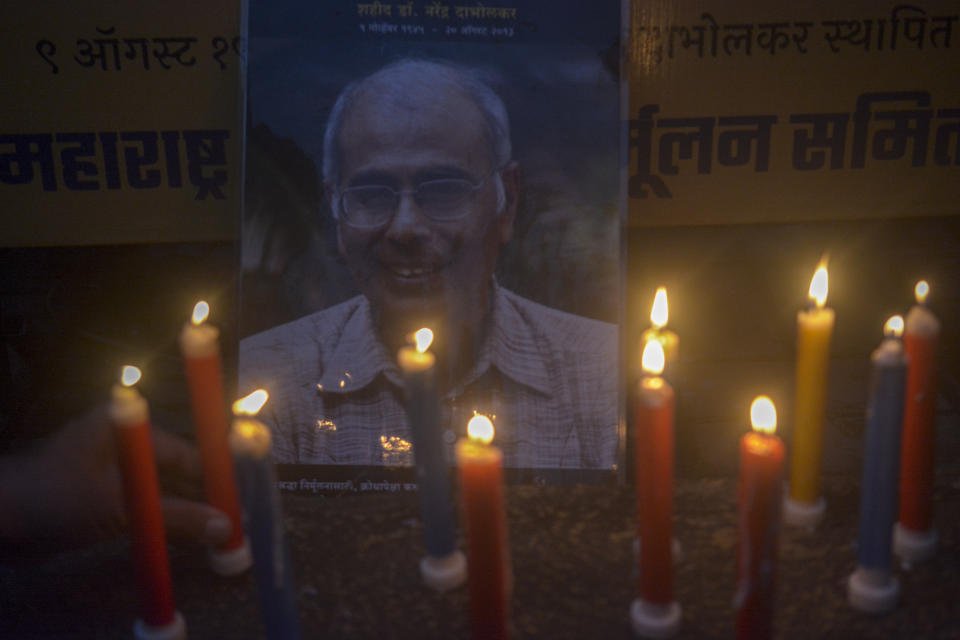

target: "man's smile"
[391,265,437,278]
[380,259,450,281]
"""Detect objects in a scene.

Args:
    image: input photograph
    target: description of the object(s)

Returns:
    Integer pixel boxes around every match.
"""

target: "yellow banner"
[0,1,242,246]
[628,0,960,226]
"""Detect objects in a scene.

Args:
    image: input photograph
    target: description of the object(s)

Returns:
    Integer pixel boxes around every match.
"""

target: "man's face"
[332,86,516,339]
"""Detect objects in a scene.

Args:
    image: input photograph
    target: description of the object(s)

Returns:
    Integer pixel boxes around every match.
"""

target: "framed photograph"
[239,0,625,491]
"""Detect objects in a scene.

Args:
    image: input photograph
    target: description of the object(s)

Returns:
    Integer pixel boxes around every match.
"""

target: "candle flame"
[192,300,210,326]
[750,396,777,435]
[233,389,269,416]
[650,287,669,329]
[915,280,929,304]
[467,413,495,445]
[884,315,904,338]
[120,365,142,387]
[808,263,828,309]
[414,328,434,353]
[641,338,665,376]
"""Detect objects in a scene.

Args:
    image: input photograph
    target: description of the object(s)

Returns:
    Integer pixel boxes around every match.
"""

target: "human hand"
[0,406,232,557]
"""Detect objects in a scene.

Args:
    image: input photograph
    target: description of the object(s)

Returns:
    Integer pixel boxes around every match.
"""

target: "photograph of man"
[240,58,619,469]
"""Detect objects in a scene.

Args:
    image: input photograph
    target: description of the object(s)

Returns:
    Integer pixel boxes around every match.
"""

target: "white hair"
[322,58,512,193]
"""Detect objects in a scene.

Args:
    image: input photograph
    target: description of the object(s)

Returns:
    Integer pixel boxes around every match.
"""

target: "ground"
[3,469,958,639]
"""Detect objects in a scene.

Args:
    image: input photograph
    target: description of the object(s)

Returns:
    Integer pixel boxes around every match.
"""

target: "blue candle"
[398,329,465,590]
[230,391,301,640]
[847,316,907,614]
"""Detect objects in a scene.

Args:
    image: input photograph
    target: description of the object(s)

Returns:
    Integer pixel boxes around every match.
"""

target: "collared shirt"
[239,286,619,469]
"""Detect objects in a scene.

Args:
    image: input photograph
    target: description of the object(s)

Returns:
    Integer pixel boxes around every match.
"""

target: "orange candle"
[631,339,682,638]
[456,414,509,640]
[110,366,186,640]
[736,397,786,640]
[179,300,250,575]
[895,280,941,564]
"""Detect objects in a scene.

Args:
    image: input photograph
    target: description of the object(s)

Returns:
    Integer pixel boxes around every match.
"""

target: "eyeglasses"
[338,172,494,228]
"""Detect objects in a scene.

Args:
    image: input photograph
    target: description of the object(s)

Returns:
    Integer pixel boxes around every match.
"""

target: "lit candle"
[894,280,941,565]
[630,339,682,638]
[640,287,678,377]
[847,316,907,614]
[736,396,786,640]
[110,365,187,640]
[397,328,466,591]
[230,390,302,640]
[785,262,834,527]
[179,300,251,575]
[456,414,510,640]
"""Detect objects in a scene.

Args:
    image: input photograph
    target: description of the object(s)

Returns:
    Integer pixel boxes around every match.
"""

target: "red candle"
[631,338,682,638]
[110,366,186,639]
[456,414,509,640]
[736,396,786,640]
[895,280,941,563]
[179,301,250,575]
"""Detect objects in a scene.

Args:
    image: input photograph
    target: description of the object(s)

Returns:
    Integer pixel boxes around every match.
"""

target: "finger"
[161,497,233,546]
[157,467,206,502]
[151,428,202,479]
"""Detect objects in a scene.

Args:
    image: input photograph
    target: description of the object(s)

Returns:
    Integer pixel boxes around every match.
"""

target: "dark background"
[0,243,237,450]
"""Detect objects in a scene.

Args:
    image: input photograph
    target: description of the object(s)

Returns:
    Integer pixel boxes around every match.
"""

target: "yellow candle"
[787,263,835,523]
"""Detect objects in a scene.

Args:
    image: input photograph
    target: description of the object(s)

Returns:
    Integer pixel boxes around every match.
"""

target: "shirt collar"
[315,296,401,393]
[458,285,553,397]
[317,286,554,398]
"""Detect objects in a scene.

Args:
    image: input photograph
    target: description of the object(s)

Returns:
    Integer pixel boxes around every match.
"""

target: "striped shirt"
[239,286,618,469]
